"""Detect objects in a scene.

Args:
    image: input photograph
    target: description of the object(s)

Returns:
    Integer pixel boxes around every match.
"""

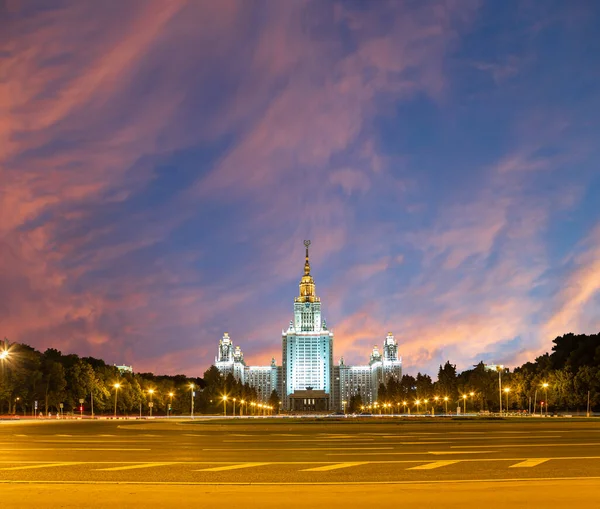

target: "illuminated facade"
[214,241,402,411]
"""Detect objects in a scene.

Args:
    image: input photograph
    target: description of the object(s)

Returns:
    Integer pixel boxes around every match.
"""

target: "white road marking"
[454,443,600,449]
[301,462,368,472]
[203,447,394,451]
[196,462,270,472]
[408,460,461,470]
[0,462,82,471]
[510,458,550,468]
[96,462,176,472]
[0,448,151,451]
[326,450,495,456]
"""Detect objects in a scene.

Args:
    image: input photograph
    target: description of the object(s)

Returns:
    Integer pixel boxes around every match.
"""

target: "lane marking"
[55,434,72,437]
[408,460,461,470]
[182,434,206,437]
[510,458,550,468]
[453,443,600,449]
[98,435,115,437]
[1,476,600,486]
[329,450,497,457]
[0,448,151,451]
[203,447,394,451]
[196,462,270,472]
[96,462,176,472]
[0,462,82,471]
[301,462,368,472]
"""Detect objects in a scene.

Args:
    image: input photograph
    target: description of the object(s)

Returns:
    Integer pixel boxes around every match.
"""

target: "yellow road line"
[196,463,270,472]
[510,458,550,468]
[301,462,368,472]
[204,447,393,451]
[96,462,175,472]
[0,462,81,471]
[408,460,461,470]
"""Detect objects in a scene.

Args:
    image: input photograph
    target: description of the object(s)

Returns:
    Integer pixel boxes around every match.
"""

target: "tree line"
[0,342,277,416]
[348,332,600,414]
[2,332,598,416]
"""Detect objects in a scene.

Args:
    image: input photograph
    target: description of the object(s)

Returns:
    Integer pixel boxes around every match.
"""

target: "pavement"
[1,417,600,507]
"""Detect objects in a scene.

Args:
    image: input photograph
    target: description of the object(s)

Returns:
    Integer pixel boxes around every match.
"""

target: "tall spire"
[297,239,318,302]
[304,239,311,275]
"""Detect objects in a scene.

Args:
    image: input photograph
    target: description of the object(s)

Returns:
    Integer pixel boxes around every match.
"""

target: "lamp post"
[189,383,195,419]
[222,395,228,417]
[342,400,347,414]
[147,389,154,417]
[433,396,439,416]
[444,396,449,415]
[497,365,504,414]
[233,398,236,418]
[469,391,475,412]
[113,383,120,418]
[424,399,429,415]
[415,399,421,414]
[462,394,467,415]
[542,383,549,416]
[402,401,408,414]
[240,400,245,416]
[168,392,174,418]
[504,387,511,414]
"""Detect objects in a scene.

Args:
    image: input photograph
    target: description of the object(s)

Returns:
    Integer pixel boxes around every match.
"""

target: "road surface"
[1,417,599,507]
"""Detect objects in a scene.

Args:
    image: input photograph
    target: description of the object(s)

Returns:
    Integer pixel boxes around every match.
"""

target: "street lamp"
[462,394,467,415]
[402,401,408,414]
[189,383,195,419]
[222,395,228,416]
[504,387,511,414]
[469,391,475,412]
[168,392,174,418]
[415,399,421,414]
[113,383,120,418]
[433,396,439,416]
[497,365,504,414]
[147,389,154,417]
[240,399,245,416]
[233,398,236,417]
[542,383,549,416]
[342,400,347,414]
[424,399,429,414]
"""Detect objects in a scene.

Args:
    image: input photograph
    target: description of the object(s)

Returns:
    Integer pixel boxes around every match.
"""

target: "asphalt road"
[1,417,600,507]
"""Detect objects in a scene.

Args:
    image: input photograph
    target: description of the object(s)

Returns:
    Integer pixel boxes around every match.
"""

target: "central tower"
[281,240,334,411]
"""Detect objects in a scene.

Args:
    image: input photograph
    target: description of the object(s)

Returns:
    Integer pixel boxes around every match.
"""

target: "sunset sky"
[2,0,599,377]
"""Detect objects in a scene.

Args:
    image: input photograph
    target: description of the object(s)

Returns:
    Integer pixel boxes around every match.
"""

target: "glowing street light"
[222,395,228,417]
[402,401,408,414]
[168,392,174,418]
[504,387,511,413]
[189,383,195,419]
[462,394,467,415]
[542,383,549,416]
[113,383,121,418]
[233,397,236,417]
[415,399,421,414]
[240,399,245,416]
[443,396,449,415]
[433,396,439,416]
[469,391,475,412]
[147,389,155,417]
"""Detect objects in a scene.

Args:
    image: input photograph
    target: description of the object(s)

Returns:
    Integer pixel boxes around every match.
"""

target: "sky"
[2,0,600,378]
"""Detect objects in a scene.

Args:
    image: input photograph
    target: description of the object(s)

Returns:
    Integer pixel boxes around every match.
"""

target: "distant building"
[214,241,403,411]
[115,364,133,374]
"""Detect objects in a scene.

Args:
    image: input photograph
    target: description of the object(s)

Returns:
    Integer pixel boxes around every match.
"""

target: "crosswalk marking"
[408,460,461,470]
[96,462,175,471]
[510,458,550,468]
[0,462,81,471]
[301,462,368,472]
[196,462,270,472]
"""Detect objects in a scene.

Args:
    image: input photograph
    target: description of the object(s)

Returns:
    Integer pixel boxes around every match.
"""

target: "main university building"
[215,241,402,412]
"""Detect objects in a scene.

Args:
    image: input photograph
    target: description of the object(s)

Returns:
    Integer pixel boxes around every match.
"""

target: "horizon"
[2,1,600,378]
